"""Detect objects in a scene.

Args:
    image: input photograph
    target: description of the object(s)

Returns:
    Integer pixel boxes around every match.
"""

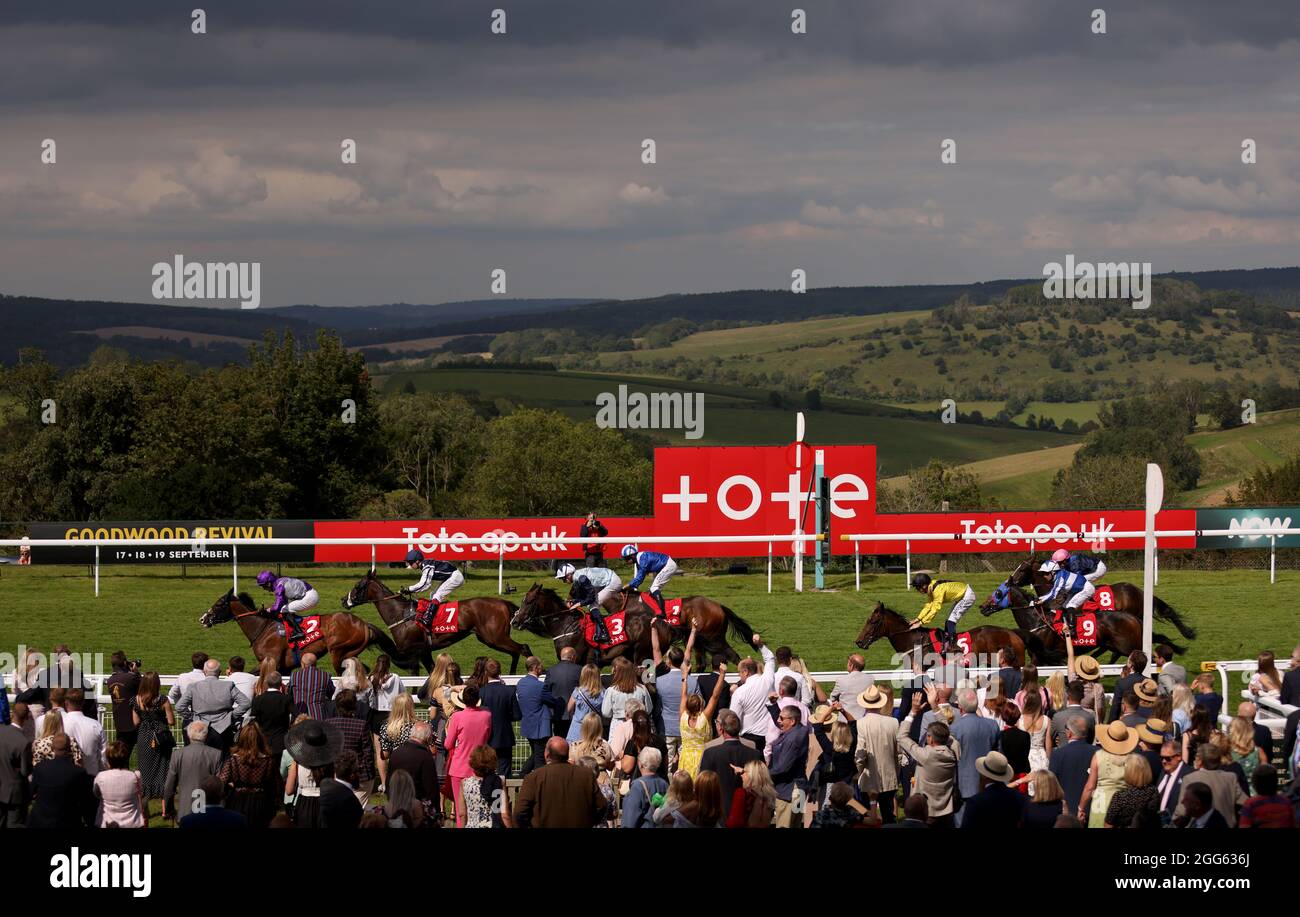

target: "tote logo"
[49,848,152,898]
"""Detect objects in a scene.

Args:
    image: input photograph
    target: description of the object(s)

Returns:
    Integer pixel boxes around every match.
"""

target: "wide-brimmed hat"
[1136,718,1168,745]
[1097,721,1139,755]
[448,684,467,709]
[809,704,835,726]
[975,750,1015,783]
[1075,656,1101,682]
[286,719,343,768]
[857,684,890,711]
[1134,679,1159,705]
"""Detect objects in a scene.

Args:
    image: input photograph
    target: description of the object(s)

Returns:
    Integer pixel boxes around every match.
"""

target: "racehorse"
[854,600,1029,668]
[1007,558,1197,643]
[341,570,533,675]
[199,589,402,675]
[978,580,1186,664]
[611,586,757,665]
[511,583,674,667]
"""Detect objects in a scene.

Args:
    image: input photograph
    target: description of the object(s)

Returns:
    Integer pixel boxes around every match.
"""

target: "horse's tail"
[1151,632,1187,657]
[365,623,406,661]
[721,603,756,648]
[1152,595,1196,640]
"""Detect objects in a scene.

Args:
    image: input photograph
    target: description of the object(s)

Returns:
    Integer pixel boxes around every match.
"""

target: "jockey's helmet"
[1051,548,1071,564]
[256,570,277,587]
[620,544,638,560]
[405,548,424,564]
[556,563,576,580]
[1039,561,1059,573]
[909,572,931,591]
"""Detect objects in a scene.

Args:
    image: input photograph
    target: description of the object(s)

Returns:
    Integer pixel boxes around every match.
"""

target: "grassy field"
[382,366,1077,470]
[0,563,1287,682]
[888,400,1105,428]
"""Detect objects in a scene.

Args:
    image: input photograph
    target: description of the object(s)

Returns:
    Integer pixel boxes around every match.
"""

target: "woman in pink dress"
[443,683,492,827]
[93,740,146,828]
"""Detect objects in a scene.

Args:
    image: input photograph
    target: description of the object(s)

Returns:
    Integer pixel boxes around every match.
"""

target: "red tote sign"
[313,517,650,563]
[859,509,1197,554]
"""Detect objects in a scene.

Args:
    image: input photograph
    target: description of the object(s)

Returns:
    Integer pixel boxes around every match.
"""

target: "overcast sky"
[3,0,1300,307]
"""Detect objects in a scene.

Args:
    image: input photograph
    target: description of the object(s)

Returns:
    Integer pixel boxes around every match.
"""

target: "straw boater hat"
[857,684,890,712]
[1136,718,1169,746]
[975,750,1015,784]
[1097,721,1139,755]
[448,684,468,709]
[286,719,343,768]
[1075,656,1102,682]
[809,704,836,726]
[1134,679,1159,705]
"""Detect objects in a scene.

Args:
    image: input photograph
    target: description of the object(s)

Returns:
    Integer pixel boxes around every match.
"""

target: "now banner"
[1196,508,1300,549]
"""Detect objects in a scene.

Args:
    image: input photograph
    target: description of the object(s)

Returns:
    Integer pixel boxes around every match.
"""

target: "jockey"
[256,571,319,642]
[623,544,677,615]
[1051,548,1107,583]
[557,562,623,644]
[1037,560,1096,629]
[907,572,976,654]
[401,548,464,629]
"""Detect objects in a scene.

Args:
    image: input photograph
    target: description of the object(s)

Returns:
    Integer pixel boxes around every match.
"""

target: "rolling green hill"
[381,366,1078,472]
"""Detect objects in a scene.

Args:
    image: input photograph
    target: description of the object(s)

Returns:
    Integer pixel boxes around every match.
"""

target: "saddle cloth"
[640,593,684,626]
[926,629,973,665]
[1080,585,1115,613]
[416,600,460,635]
[276,615,323,651]
[583,610,629,649]
[1051,610,1099,647]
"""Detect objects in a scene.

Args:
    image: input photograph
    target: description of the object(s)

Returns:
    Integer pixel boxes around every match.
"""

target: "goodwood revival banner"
[26,521,314,564]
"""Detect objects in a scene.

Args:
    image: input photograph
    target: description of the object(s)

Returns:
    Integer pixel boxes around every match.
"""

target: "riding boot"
[942,619,958,655]
[590,607,610,644]
[651,590,666,615]
[419,600,440,630]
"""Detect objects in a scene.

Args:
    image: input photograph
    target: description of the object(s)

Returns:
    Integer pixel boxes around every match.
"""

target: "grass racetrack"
[0,563,1287,683]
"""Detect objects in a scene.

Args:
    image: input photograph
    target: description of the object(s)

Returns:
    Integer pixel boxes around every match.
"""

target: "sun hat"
[809,704,835,726]
[857,684,890,711]
[1075,656,1101,682]
[975,750,1015,784]
[1097,721,1139,755]
[1136,718,1168,745]
[1134,679,1159,705]
[285,719,343,768]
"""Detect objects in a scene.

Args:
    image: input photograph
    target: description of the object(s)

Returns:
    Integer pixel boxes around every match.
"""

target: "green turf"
[0,563,1286,681]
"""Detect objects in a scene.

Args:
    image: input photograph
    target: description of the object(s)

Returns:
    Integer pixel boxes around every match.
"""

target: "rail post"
[94,544,100,597]
[370,543,376,574]
[1271,535,1276,584]
[905,539,911,586]
[232,544,238,592]
[498,544,505,594]
[767,541,772,594]
[854,542,860,592]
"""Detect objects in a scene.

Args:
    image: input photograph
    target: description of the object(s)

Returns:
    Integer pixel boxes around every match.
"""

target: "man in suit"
[26,735,95,829]
[1154,643,1186,696]
[179,775,248,829]
[1109,651,1148,722]
[881,794,929,828]
[1050,716,1098,815]
[546,647,583,739]
[289,653,335,720]
[0,703,32,826]
[1051,680,1096,746]
[949,687,999,823]
[479,659,522,776]
[249,670,293,761]
[828,653,873,721]
[1280,646,1300,708]
[1174,782,1229,828]
[1174,743,1247,826]
[854,685,901,823]
[1281,707,1299,783]
[176,659,251,755]
[895,695,959,828]
[517,656,565,777]
[1155,738,1189,825]
[162,722,223,822]
[958,751,1026,829]
[767,703,811,828]
[319,752,364,828]
[388,722,441,813]
[699,710,762,820]
[513,737,606,828]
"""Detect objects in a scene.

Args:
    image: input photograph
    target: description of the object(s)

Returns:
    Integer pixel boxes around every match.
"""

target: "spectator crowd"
[1,633,1297,830]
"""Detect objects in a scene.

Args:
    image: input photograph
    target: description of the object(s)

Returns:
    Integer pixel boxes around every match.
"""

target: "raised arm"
[651,624,663,670]
[702,663,727,722]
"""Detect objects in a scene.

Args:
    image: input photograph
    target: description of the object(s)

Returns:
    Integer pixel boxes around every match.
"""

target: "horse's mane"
[236,591,258,609]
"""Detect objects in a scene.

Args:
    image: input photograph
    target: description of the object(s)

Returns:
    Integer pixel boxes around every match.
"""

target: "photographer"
[580,512,609,568]
[106,651,142,756]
